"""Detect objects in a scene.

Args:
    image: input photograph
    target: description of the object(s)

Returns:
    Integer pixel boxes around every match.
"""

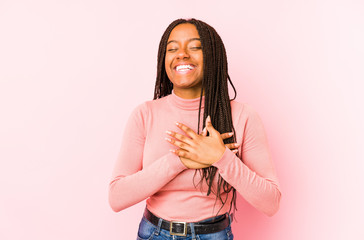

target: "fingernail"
[229,132,234,136]
[166,130,172,135]
[207,116,211,122]
[234,143,240,147]
[175,122,180,126]
[232,149,238,153]
[169,149,175,153]
[165,137,171,142]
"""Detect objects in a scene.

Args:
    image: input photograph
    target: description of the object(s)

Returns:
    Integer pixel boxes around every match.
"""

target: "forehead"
[167,23,200,42]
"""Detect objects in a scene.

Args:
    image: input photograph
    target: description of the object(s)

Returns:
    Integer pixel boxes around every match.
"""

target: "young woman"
[109,18,282,240]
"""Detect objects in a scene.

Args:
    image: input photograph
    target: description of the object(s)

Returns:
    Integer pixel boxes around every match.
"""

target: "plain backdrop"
[0,0,363,239]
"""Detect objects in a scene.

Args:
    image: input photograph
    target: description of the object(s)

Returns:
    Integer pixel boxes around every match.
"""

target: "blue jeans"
[136,214,234,240]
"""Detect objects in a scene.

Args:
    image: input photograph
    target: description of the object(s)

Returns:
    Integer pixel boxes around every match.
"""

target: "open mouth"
[175,64,196,73]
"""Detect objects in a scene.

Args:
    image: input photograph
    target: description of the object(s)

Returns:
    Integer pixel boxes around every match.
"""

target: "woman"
[109,18,281,240]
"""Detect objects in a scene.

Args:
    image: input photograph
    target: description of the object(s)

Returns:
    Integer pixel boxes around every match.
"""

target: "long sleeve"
[108,103,187,212]
[212,104,282,217]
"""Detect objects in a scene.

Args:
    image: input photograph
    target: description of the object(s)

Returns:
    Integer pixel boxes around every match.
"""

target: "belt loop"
[154,218,163,235]
[190,222,197,240]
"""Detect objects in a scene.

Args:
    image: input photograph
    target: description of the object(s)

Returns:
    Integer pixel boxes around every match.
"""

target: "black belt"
[143,208,230,236]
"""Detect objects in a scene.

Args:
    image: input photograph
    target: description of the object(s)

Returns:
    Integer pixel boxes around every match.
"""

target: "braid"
[154,18,240,216]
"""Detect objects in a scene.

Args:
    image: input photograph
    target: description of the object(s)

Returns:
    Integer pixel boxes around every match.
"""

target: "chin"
[173,78,201,86]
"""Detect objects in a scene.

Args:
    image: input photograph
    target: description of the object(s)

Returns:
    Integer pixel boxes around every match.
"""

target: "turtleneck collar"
[167,89,205,111]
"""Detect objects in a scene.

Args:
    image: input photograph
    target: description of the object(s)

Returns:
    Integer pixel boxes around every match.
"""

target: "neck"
[173,88,205,99]
[169,89,205,111]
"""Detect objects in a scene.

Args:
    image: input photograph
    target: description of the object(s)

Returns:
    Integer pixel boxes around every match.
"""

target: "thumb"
[201,127,207,136]
[205,116,218,136]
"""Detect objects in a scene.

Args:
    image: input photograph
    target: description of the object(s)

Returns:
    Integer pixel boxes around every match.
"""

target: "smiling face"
[165,23,204,99]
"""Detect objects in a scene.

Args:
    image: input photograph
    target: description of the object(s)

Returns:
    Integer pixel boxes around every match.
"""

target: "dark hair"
[153,18,239,215]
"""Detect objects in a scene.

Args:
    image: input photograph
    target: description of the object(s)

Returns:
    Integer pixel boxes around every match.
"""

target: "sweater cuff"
[212,146,236,170]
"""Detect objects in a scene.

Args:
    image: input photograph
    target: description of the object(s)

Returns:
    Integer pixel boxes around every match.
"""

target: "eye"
[190,47,202,50]
[167,48,177,52]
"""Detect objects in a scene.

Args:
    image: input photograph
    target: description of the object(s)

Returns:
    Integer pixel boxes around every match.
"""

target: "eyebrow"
[167,38,201,45]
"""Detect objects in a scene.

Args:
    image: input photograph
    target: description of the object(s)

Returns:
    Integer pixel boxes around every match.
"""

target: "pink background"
[1,0,363,239]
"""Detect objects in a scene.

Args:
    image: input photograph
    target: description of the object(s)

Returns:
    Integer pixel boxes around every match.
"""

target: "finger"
[170,148,197,160]
[232,149,238,154]
[175,122,199,139]
[166,130,194,145]
[201,127,207,137]
[180,158,211,169]
[225,143,240,149]
[205,116,210,132]
[165,137,193,152]
[221,132,234,140]
[205,115,219,137]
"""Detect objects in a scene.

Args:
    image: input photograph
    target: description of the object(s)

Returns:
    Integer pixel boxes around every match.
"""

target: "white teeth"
[176,65,194,71]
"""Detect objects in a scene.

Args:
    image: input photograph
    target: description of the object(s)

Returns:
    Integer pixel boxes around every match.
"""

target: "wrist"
[212,146,227,164]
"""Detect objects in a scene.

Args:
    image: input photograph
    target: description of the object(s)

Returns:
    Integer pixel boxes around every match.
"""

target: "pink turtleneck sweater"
[109,90,281,221]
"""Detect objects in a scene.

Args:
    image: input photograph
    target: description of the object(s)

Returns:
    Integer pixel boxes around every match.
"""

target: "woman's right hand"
[177,130,239,169]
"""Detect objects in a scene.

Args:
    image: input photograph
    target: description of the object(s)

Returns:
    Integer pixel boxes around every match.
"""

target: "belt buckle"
[169,221,187,236]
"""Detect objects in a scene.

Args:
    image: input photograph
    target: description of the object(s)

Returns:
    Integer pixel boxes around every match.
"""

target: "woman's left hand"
[165,116,226,165]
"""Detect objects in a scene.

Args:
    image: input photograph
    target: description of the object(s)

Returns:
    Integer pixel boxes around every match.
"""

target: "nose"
[176,47,189,59]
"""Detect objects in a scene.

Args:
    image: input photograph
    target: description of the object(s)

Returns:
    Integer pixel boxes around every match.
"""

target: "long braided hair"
[153,18,240,215]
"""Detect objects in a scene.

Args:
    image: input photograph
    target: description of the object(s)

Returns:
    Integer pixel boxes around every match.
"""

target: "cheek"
[193,53,203,67]
[164,57,173,78]
[164,56,172,70]
[196,54,203,74]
